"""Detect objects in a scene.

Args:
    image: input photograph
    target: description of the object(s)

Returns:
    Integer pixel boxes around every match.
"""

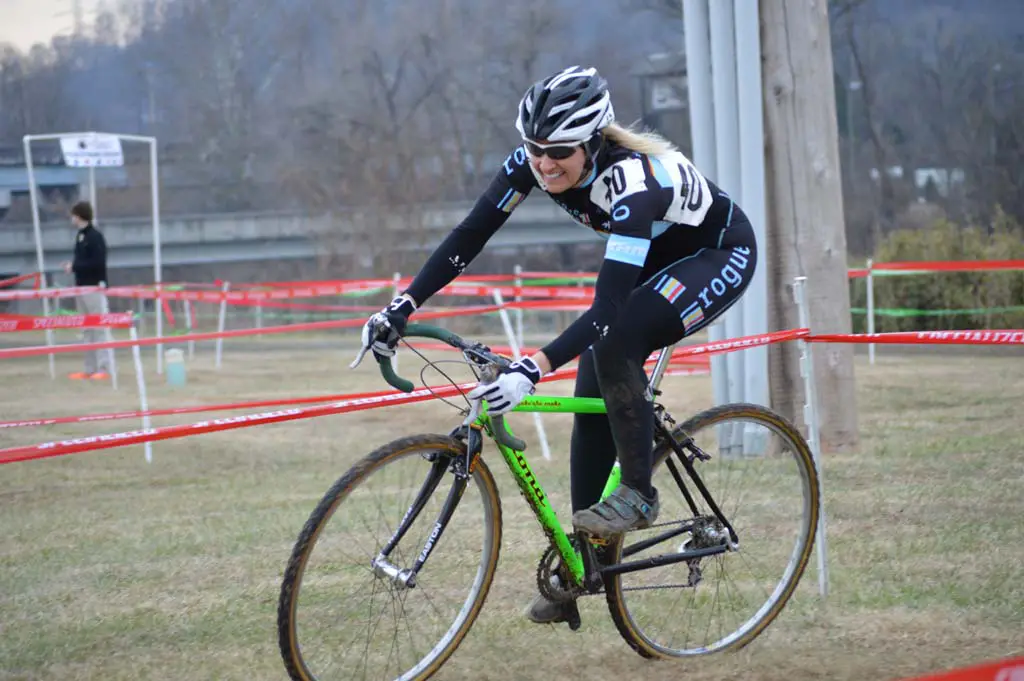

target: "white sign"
[60,134,124,167]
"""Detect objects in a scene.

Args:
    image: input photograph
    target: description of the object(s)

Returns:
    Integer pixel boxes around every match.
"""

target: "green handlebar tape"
[401,322,460,342]
[374,325,528,454]
[491,415,527,452]
[376,354,415,393]
[374,323,461,393]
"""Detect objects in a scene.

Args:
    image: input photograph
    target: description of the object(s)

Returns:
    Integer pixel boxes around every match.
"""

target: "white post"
[215,281,229,369]
[130,326,153,463]
[88,166,97,214]
[184,299,195,359]
[710,0,744,456]
[135,296,145,337]
[683,0,718,177]
[735,0,769,411]
[155,285,165,375]
[793,276,830,598]
[109,341,118,391]
[866,258,876,365]
[492,289,551,461]
[22,136,56,379]
[105,292,118,392]
[683,0,730,413]
[43,277,56,380]
[514,264,524,348]
[392,271,402,373]
[150,138,164,375]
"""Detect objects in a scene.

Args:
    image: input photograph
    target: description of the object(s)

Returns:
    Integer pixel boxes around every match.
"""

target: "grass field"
[1,336,1022,681]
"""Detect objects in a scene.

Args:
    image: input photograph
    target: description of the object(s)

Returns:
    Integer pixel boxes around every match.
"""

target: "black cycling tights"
[569,218,757,512]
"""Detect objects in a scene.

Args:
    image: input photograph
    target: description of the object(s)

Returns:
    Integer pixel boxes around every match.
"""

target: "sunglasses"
[524,140,579,160]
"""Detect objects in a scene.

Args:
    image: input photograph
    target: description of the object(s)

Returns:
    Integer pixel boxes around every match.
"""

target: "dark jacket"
[72,224,108,286]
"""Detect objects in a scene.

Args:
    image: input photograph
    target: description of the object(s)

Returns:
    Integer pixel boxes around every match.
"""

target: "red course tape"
[5,325,1017,464]
[808,330,1024,345]
[0,328,803,463]
[0,313,134,333]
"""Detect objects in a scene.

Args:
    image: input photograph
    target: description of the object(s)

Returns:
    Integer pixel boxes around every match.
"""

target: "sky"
[0,0,100,52]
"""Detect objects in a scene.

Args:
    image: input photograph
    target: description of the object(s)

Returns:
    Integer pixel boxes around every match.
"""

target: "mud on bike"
[277,322,821,681]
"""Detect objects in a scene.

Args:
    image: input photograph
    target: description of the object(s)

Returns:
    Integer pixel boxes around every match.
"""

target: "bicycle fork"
[371,429,482,590]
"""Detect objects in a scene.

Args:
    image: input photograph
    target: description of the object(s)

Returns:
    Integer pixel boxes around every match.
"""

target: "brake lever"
[463,398,482,428]
[470,364,528,451]
[463,364,497,426]
[350,313,397,370]
[349,344,370,369]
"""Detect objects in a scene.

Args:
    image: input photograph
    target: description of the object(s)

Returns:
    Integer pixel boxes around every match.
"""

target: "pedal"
[565,600,582,631]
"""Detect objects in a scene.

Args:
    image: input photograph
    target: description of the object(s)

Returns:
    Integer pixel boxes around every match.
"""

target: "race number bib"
[591,152,713,227]
[590,158,647,213]
[657,151,712,226]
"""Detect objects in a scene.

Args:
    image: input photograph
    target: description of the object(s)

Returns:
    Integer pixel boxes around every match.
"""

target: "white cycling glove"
[351,296,416,368]
[467,357,543,415]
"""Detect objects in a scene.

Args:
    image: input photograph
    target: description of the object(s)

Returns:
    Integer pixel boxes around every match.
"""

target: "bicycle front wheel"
[278,434,503,681]
[605,403,820,658]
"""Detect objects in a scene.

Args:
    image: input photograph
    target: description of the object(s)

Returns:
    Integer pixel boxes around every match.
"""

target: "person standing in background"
[61,201,112,380]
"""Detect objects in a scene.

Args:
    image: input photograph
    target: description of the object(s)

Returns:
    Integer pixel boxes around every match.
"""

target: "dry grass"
[0,334,1022,681]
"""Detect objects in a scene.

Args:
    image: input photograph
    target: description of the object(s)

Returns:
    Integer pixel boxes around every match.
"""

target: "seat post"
[645,342,678,400]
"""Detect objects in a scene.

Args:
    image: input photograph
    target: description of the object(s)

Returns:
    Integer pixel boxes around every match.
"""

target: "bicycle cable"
[397,336,477,414]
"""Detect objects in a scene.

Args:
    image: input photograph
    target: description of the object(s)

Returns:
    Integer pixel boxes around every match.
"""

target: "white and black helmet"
[515,65,615,144]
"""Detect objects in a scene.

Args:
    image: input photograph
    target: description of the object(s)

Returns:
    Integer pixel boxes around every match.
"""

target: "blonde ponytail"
[601,122,678,156]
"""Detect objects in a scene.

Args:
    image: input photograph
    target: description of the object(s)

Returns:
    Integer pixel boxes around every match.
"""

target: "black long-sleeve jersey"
[72,224,108,287]
[405,140,740,371]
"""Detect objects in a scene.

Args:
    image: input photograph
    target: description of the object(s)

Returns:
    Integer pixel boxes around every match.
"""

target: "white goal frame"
[22,131,165,375]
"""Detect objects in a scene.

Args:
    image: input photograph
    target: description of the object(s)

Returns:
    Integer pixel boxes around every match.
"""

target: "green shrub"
[849,208,1024,332]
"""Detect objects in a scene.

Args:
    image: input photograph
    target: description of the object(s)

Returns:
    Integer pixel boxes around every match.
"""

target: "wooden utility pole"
[760,1,859,451]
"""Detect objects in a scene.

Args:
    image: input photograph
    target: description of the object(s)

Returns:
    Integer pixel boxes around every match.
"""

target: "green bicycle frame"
[377,321,677,589]
[475,395,622,587]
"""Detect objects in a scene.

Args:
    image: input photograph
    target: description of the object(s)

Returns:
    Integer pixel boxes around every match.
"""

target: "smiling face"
[526,142,587,194]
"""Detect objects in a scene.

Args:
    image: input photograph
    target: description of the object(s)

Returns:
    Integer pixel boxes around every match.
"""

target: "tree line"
[1,0,1022,256]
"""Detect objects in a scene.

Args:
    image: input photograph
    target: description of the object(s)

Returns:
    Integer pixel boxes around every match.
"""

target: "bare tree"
[832,0,1024,247]
[834,1,904,244]
[0,0,683,224]
[270,3,456,276]
[890,12,1016,224]
[0,47,30,136]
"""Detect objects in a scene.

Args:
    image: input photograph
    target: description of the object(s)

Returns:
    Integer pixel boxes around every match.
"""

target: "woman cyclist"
[355,65,758,625]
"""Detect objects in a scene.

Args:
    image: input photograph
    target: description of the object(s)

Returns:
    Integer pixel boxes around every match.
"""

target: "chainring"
[535,545,577,603]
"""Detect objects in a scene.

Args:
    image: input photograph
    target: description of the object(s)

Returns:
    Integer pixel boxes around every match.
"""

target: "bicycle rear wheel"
[604,403,819,658]
[278,434,502,681]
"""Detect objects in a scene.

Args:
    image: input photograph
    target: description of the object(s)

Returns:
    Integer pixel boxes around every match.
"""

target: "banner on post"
[59,133,124,168]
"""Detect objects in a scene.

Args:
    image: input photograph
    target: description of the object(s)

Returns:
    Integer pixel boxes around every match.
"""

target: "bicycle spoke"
[703,556,723,647]
[396,586,423,679]
[654,570,688,648]
[280,436,501,681]
[734,548,780,606]
[605,405,818,658]
[385,586,405,681]
[359,574,387,680]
